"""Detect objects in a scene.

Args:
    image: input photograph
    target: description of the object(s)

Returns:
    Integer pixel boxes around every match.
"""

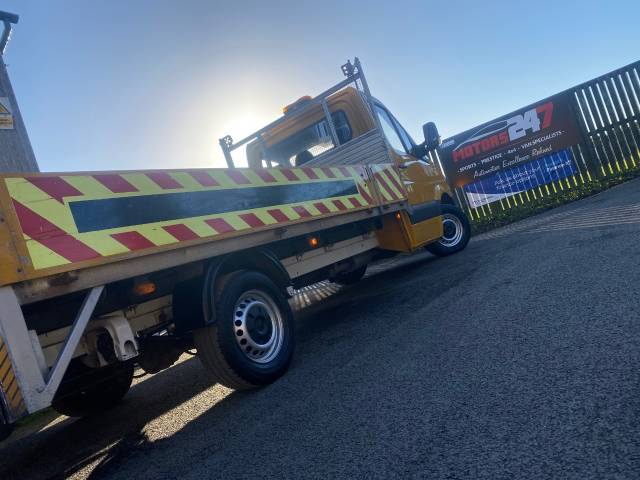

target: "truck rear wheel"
[194,271,294,390]
[425,204,471,256]
[51,362,134,418]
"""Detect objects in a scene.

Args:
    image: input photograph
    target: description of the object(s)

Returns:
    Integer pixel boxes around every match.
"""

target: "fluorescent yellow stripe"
[181,218,218,238]
[135,225,179,247]
[208,170,242,189]
[121,173,165,193]
[25,237,71,269]
[170,172,206,191]
[268,169,295,184]
[0,357,11,382]
[249,209,279,225]
[78,232,130,256]
[61,175,112,198]
[323,200,340,213]
[6,379,17,399]
[276,205,301,220]
[328,167,341,179]
[312,168,328,180]
[10,393,23,410]
[384,168,405,197]
[6,179,78,232]
[345,166,360,178]
[221,215,247,231]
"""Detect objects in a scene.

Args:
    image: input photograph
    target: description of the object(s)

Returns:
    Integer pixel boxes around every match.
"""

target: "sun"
[214,111,274,168]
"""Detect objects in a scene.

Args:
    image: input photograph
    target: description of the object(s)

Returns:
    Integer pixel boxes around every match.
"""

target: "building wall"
[0,56,38,173]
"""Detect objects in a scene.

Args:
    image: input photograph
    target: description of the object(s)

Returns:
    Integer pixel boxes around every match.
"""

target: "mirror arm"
[411,142,428,159]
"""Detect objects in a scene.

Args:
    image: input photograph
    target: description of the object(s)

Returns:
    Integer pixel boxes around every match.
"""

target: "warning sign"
[0,97,14,129]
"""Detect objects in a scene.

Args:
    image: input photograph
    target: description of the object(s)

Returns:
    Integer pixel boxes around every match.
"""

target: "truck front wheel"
[194,271,294,390]
[51,362,134,417]
[425,204,471,256]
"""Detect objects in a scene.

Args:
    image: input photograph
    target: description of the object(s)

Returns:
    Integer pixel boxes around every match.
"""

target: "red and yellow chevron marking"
[370,164,407,202]
[0,336,26,420]
[2,166,398,273]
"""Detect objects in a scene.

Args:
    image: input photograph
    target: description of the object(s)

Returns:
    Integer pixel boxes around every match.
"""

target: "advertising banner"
[463,149,577,208]
[439,92,581,191]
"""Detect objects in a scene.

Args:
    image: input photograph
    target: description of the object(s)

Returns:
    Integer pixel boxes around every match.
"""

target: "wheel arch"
[440,192,456,205]
[173,249,291,333]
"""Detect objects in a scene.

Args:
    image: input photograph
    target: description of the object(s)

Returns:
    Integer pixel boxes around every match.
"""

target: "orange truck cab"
[232,60,465,254]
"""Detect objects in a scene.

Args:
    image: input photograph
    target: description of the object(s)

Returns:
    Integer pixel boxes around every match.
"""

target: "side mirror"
[422,122,441,151]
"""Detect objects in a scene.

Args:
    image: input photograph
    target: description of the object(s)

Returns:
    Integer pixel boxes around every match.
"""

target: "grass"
[469,167,640,235]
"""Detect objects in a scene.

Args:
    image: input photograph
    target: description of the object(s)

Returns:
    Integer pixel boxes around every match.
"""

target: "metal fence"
[434,60,640,223]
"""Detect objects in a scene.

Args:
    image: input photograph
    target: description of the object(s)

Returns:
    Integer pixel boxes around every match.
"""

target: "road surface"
[2,179,640,479]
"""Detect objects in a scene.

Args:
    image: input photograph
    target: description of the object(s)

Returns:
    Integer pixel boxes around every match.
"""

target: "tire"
[51,363,134,417]
[425,204,471,256]
[194,271,294,390]
[333,264,367,285]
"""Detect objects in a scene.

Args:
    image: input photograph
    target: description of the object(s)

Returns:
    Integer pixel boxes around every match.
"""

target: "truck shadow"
[0,250,467,480]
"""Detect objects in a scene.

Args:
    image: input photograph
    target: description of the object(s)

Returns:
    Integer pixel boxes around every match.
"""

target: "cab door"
[373,102,443,250]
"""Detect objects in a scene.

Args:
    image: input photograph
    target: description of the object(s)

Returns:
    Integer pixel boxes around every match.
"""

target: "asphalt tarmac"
[2,178,640,479]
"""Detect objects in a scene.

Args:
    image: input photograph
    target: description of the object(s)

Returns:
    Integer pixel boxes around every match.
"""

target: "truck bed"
[0,164,407,304]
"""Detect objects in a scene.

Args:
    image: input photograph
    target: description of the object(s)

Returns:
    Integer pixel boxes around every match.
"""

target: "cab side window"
[374,105,408,155]
[391,116,415,153]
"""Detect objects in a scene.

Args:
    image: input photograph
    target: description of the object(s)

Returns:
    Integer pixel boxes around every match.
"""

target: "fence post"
[568,90,602,179]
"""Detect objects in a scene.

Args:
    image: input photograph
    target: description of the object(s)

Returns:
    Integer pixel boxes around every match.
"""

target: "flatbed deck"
[0,164,407,304]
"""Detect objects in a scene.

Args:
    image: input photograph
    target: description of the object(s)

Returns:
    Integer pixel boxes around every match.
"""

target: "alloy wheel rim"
[439,213,464,247]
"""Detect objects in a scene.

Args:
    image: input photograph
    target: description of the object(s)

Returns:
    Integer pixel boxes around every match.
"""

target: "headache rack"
[219,57,391,169]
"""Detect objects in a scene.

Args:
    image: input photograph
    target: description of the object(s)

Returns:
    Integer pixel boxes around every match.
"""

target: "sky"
[1,0,639,172]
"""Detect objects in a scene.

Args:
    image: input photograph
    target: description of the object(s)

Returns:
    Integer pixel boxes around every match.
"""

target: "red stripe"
[205,218,235,234]
[293,206,312,218]
[383,169,405,195]
[338,167,351,178]
[111,231,155,250]
[302,168,319,180]
[280,169,300,181]
[189,171,219,187]
[268,209,289,222]
[26,177,82,204]
[255,170,277,183]
[13,200,101,262]
[93,174,138,193]
[374,173,399,200]
[349,197,363,208]
[332,200,347,211]
[240,213,265,227]
[357,184,375,205]
[321,167,336,178]
[226,170,251,185]
[313,202,330,214]
[163,224,199,241]
[146,172,182,189]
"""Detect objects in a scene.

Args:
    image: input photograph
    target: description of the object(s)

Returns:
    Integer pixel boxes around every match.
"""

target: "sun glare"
[214,111,274,168]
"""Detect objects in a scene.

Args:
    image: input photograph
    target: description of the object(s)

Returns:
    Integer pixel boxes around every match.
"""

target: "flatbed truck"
[0,58,470,441]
